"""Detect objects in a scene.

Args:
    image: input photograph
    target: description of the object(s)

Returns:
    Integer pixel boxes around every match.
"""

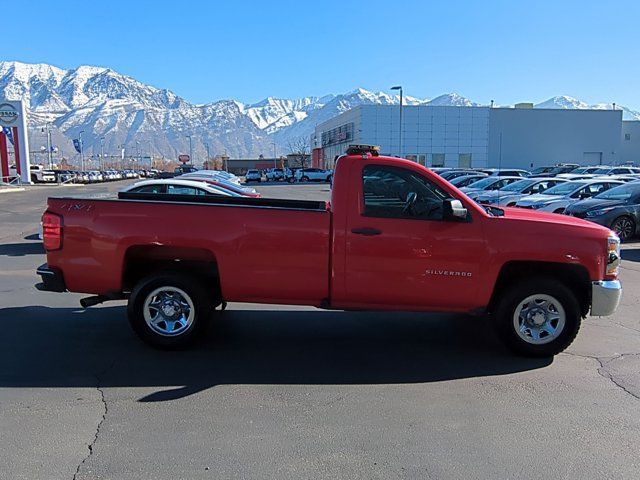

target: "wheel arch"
[488,261,591,317]
[122,245,222,304]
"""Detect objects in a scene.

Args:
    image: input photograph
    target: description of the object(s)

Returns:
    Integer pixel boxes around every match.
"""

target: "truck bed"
[45,195,332,305]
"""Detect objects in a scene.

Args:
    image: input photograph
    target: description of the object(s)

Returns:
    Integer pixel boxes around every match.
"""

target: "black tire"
[493,277,582,357]
[127,273,213,349]
[611,215,635,241]
[301,176,309,183]
[288,177,295,183]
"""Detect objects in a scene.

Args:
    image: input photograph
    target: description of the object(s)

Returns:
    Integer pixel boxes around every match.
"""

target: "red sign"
[178,154,190,163]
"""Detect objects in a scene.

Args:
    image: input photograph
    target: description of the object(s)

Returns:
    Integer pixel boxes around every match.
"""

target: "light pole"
[43,124,53,169]
[100,137,105,170]
[79,130,85,170]
[186,135,193,164]
[391,85,403,158]
[271,142,277,168]
[136,140,141,168]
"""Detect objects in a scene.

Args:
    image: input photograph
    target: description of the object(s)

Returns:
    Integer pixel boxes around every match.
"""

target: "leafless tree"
[286,137,310,168]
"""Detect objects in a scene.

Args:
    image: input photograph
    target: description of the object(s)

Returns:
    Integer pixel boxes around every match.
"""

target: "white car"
[180,170,241,184]
[121,179,240,196]
[179,172,252,193]
[294,168,333,182]
[245,169,262,182]
[265,168,285,181]
[29,165,57,183]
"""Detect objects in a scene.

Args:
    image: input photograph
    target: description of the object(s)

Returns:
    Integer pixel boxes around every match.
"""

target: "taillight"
[42,212,63,251]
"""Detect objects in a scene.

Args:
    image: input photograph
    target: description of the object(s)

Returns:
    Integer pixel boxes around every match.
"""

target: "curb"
[0,187,26,194]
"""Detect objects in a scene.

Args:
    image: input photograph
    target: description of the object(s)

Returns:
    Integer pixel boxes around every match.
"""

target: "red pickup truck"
[37,146,622,356]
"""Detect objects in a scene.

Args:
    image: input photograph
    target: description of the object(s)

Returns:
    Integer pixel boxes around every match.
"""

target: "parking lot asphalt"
[1,180,639,480]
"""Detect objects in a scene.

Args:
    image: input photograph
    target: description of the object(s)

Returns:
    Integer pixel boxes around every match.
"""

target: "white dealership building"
[311,104,640,170]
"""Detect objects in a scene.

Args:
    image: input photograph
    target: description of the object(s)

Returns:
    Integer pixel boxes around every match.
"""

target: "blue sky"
[5,0,640,108]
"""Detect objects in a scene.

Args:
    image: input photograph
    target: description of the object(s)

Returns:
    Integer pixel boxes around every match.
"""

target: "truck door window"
[362,164,449,220]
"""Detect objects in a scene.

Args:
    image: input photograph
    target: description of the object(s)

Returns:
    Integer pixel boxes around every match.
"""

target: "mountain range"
[1,61,638,163]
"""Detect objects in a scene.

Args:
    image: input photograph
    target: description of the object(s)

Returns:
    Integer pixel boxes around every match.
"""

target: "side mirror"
[443,198,468,221]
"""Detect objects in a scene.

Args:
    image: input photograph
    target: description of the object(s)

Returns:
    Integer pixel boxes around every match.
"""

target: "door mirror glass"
[443,198,468,221]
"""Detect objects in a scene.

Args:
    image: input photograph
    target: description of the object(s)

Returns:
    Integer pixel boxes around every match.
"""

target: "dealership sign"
[0,100,31,184]
[0,103,18,126]
[178,154,190,163]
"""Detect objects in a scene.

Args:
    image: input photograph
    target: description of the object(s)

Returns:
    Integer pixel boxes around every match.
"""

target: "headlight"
[586,207,615,218]
[606,234,621,277]
[530,202,550,210]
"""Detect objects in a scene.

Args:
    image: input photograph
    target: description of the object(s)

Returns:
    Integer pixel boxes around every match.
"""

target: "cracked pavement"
[0,181,639,479]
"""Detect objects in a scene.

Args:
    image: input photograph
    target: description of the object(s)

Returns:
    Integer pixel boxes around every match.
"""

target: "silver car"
[515,179,625,213]
[459,176,523,201]
[475,178,568,207]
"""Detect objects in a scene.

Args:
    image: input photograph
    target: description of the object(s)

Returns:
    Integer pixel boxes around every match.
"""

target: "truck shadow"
[0,305,551,402]
[621,248,640,263]
[0,242,44,256]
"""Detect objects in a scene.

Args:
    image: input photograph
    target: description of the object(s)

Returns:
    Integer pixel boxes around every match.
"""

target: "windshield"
[500,179,535,192]
[591,167,612,175]
[542,181,587,195]
[594,182,640,201]
[466,177,499,189]
[572,167,594,174]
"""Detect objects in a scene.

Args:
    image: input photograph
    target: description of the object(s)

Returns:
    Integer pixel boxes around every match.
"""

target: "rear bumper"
[35,263,67,293]
[590,280,622,317]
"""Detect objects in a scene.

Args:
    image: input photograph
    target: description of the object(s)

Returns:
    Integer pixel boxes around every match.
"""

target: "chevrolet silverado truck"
[36,145,622,356]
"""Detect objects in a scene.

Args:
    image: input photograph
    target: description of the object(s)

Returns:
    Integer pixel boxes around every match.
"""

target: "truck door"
[341,163,486,311]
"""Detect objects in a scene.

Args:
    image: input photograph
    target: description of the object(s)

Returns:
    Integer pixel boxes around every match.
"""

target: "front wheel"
[493,277,582,357]
[611,215,635,241]
[127,273,213,349]
[301,176,309,183]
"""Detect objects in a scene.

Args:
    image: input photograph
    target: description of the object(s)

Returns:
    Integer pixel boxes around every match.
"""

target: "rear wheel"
[127,273,213,349]
[611,215,635,241]
[493,277,581,357]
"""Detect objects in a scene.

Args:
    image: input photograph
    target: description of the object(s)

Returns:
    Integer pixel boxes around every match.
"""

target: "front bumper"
[590,280,622,316]
[35,263,67,293]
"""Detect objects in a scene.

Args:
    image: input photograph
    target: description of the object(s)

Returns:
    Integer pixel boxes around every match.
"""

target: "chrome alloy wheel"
[513,294,566,345]
[143,286,195,337]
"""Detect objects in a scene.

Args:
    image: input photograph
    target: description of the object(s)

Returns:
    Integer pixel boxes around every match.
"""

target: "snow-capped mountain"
[1,61,638,162]
[534,95,640,120]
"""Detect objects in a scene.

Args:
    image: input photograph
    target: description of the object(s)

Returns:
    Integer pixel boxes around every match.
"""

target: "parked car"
[245,169,262,182]
[557,166,604,179]
[475,178,568,207]
[178,174,260,197]
[121,179,239,197]
[265,168,285,181]
[592,166,640,176]
[477,168,530,177]
[181,169,242,185]
[54,170,76,183]
[459,176,524,200]
[439,170,478,181]
[565,181,640,241]
[448,174,489,188]
[529,164,579,178]
[515,179,624,213]
[38,146,622,356]
[294,168,333,183]
[30,165,57,183]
